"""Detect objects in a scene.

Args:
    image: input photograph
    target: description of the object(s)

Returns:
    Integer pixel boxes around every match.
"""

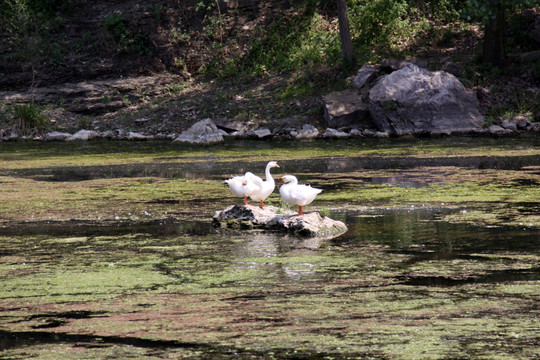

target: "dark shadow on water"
[0,329,236,354]
[0,330,380,359]
[331,208,540,255]
[0,218,214,237]
[2,154,540,182]
[398,267,540,287]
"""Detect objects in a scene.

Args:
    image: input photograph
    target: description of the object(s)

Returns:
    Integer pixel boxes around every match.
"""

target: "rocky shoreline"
[2,61,539,143]
[1,115,538,143]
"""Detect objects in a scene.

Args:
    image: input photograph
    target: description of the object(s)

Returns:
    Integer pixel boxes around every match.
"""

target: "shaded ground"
[1,1,539,136]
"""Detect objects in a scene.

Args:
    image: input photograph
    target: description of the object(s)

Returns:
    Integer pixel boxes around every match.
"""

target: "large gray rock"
[213,205,348,238]
[368,64,484,135]
[174,118,226,144]
[323,89,371,128]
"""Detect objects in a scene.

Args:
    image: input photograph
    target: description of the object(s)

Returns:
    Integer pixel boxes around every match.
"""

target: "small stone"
[128,131,148,140]
[253,128,272,138]
[66,129,99,141]
[500,120,517,131]
[295,124,319,139]
[45,131,72,141]
[517,118,532,130]
[488,125,511,135]
[323,128,349,138]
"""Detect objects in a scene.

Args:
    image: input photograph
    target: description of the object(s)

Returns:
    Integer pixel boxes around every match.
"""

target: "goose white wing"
[287,184,322,206]
[244,172,263,187]
[225,176,246,197]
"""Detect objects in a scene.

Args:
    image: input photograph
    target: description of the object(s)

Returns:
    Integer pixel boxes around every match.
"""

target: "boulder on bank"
[322,61,488,136]
[368,64,484,135]
[213,205,347,238]
[174,118,226,144]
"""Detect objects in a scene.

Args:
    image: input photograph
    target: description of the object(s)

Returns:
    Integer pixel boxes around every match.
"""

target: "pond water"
[0,138,539,359]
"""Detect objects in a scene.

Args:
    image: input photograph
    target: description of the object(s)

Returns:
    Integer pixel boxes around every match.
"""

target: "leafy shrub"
[102,12,152,55]
[28,0,72,15]
[12,103,47,135]
[102,13,129,42]
[237,8,340,76]
[349,0,409,49]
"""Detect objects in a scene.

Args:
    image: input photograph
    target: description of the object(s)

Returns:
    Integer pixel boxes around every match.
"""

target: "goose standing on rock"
[249,161,280,207]
[225,172,262,205]
[279,175,322,215]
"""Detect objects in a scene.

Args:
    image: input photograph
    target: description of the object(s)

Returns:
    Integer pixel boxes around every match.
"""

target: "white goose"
[225,172,262,205]
[248,161,280,207]
[279,175,322,215]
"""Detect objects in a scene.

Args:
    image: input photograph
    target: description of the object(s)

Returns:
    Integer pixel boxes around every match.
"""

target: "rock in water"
[213,205,348,239]
[280,212,348,238]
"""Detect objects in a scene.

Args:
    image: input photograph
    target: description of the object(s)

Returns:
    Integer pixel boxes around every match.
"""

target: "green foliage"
[0,0,71,36]
[195,1,217,13]
[207,0,468,79]
[505,10,540,54]
[11,103,47,135]
[320,206,330,217]
[349,0,409,48]
[0,0,73,72]
[27,0,72,15]
[0,0,32,36]
[421,0,465,22]
[237,8,341,77]
[102,12,152,55]
[151,3,166,26]
[463,0,538,23]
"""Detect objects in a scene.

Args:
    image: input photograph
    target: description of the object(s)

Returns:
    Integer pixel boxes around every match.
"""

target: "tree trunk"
[483,7,506,67]
[336,0,354,62]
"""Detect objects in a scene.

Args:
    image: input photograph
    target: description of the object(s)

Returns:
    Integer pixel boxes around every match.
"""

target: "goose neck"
[265,164,274,182]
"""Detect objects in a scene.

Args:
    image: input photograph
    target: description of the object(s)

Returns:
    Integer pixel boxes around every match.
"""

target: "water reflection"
[3,154,540,182]
[228,233,324,283]
[332,208,540,254]
[0,218,214,238]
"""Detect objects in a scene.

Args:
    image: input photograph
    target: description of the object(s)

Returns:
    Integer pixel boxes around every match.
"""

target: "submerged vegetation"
[1,1,539,357]
[0,138,538,358]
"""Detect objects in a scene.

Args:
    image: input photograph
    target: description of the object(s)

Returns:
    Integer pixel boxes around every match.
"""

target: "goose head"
[280,175,297,185]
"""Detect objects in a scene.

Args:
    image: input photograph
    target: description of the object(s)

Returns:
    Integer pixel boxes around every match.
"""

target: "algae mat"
[0,137,539,359]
